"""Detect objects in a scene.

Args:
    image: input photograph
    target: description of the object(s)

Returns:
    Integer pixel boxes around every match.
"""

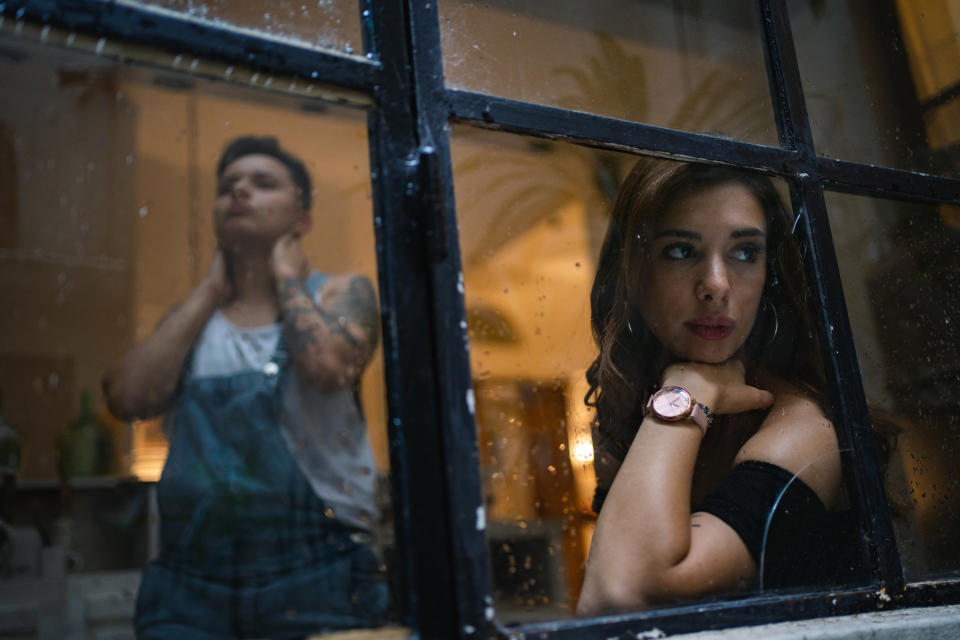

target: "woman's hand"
[270,232,309,284]
[660,359,773,417]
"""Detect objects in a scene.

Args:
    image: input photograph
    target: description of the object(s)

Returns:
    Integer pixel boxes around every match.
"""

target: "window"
[0,1,957,638]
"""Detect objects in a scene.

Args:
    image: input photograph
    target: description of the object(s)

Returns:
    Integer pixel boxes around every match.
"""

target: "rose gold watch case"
[646,386,710,433]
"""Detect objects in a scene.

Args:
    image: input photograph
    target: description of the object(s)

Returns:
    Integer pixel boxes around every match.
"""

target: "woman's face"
[213,153,307,249]
[634,182,767,364]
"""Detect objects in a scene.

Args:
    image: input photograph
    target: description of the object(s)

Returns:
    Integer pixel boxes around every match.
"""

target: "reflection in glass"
[826,191,960,581]
[123,0,364,55]
[440,0,778,144]
[791,0,960,176]
[453,128,865,622]
[453,127,618,621]
[0,34,398,638]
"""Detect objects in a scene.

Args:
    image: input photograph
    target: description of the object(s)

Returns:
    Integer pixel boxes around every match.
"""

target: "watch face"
[651,386,692,420]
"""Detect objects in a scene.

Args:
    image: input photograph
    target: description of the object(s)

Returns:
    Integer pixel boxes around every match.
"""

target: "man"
[103,136,386,639]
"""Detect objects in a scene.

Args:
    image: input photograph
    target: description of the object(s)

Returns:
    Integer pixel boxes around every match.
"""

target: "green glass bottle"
[58,390,113,477]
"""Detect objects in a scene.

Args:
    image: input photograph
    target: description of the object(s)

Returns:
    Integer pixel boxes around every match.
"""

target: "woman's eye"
[662,243,694,260]
[731,244,764,263]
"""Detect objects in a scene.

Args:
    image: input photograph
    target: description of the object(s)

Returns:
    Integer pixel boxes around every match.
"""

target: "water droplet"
[138,206,149,218]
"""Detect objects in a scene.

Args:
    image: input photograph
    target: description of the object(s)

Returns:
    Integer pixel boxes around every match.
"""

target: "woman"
[577,158,858,615]
[103,136,387,638]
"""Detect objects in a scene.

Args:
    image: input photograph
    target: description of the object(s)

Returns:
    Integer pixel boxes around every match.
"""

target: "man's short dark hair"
[216,136,312,211]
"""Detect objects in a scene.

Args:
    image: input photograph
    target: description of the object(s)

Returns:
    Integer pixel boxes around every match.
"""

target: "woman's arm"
[102,253,230,420]
[734,385,842,508]
[577,360,774,615]
[272,234,379,392]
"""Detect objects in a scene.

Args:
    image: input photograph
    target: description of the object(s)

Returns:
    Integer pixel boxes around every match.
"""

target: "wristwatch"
[645,386,713,434]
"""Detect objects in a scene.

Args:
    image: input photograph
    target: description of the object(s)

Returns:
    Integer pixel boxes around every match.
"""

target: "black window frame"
[3,0,960,638]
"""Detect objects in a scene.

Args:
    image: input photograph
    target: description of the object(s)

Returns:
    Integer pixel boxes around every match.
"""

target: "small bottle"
[58,390,113,477]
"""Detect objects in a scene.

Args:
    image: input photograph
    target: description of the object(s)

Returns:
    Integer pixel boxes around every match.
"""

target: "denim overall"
[135,300,387,639]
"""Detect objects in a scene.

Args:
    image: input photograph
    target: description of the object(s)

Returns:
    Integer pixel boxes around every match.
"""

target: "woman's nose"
[697,256,730,302]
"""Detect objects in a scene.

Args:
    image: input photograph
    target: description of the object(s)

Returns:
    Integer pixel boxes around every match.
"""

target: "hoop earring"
[759,300,780,347]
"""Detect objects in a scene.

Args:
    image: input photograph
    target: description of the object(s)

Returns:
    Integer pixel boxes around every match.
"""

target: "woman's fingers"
[661,359,773,416]
[717,385,774,415]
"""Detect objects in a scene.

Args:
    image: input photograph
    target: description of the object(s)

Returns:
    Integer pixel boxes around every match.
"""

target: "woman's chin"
[673,345,738,365]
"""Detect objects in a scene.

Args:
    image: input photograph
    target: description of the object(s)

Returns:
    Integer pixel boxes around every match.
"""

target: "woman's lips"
[685,318,734,340]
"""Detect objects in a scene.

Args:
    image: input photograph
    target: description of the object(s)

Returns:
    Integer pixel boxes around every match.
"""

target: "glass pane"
[791,0,960,176]
[453,126,870,623]
[440,1,778,145]
[825,190,960,581]
[119,0,364,55]
[0,33,406,638]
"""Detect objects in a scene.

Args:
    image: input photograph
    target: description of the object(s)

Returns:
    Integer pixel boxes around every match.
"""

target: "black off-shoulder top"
[593,460,863,590]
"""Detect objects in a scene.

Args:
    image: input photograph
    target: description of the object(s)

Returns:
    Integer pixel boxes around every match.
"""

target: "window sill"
[673,603,960,640]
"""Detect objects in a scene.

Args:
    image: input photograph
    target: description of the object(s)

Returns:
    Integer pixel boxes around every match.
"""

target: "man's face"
[213,153,307,249]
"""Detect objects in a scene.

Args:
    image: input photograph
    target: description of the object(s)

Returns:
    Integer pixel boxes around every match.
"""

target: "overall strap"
[305,271,329,299]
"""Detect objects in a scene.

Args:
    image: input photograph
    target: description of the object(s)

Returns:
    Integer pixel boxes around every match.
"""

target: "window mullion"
[366,0,465,638]
[759,0,906,595]
[757,0,815,154]
[792,179,906,595]
[403,1,500,638]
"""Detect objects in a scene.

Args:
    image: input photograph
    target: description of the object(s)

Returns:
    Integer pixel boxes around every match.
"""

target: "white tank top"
[187,306,378,531]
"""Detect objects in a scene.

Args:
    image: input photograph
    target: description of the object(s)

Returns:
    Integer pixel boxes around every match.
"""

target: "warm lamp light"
[570,435,594,464]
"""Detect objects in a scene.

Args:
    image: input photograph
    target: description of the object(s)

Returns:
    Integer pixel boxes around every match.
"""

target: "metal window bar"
[2,0,380,93]
[758,0,904,597]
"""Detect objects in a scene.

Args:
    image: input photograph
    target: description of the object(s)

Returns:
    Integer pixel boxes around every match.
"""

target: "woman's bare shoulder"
[734,378,842,507]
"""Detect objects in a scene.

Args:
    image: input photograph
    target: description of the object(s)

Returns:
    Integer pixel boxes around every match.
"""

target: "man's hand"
[271,232,309,284]
[203,248,233,305]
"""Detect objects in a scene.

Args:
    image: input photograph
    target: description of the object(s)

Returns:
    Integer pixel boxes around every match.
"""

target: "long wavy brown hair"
[586,158,824,496]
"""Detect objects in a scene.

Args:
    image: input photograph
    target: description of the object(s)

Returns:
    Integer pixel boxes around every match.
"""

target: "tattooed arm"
[272,234,380,392]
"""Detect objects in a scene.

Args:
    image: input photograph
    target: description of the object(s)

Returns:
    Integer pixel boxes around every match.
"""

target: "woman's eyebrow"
[730,228,766,238]
[654,229,700,240]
